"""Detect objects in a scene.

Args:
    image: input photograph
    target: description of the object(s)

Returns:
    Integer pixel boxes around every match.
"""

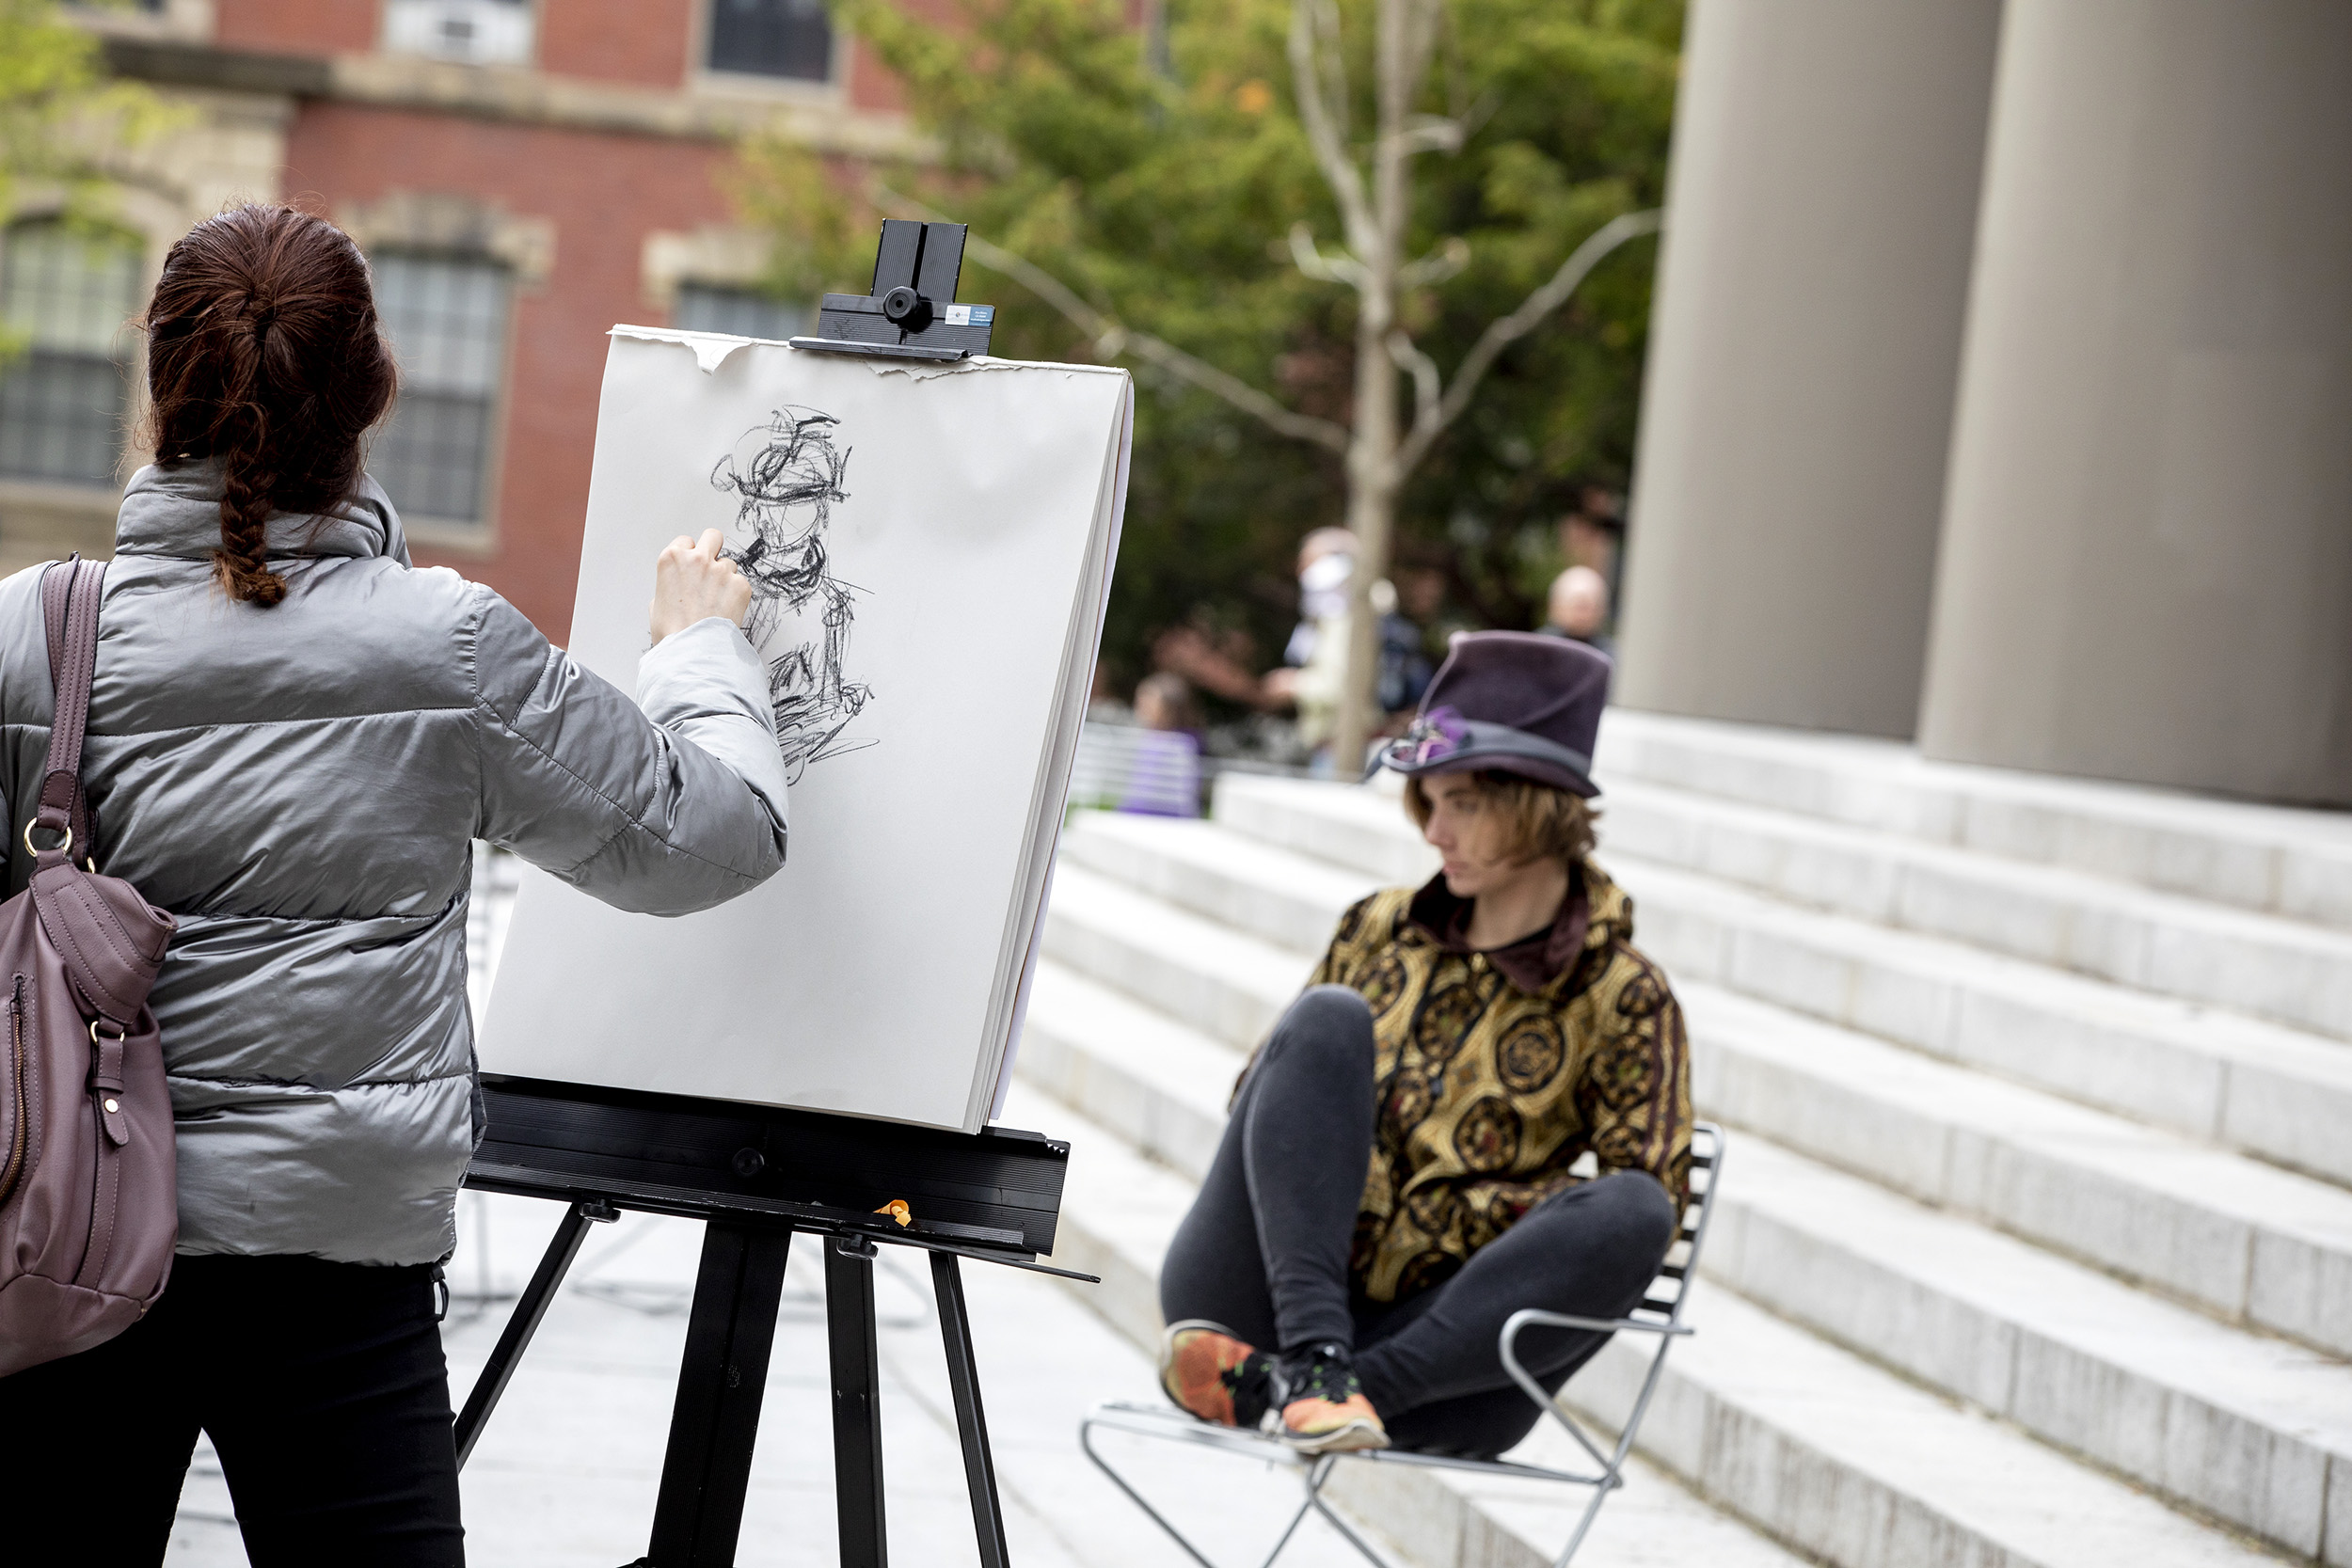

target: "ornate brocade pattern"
[1313,864,1693,1303]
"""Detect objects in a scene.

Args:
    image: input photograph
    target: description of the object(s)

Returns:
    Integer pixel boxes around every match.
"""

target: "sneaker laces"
[1279,1341,1363,1407]
[1223,1348,1277,1428]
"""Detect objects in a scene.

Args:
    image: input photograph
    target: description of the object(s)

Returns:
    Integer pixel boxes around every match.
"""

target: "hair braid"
[139,204,399,608]
[211,294,289,605]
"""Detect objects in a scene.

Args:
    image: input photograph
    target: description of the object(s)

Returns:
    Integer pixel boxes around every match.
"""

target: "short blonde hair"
[1403,769,1597,866]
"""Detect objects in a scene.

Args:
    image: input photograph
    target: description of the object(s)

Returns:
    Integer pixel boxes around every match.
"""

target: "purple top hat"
[1375,631,1611,797]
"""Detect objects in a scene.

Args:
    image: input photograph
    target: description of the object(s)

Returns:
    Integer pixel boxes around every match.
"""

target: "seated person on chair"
[1156,632,1692,1458]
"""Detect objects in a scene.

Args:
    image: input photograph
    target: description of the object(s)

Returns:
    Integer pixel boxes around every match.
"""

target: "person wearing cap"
[1154,632,1692,1458]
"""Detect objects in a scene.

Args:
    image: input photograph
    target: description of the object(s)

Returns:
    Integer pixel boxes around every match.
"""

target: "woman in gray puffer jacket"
[0,207,787,1564]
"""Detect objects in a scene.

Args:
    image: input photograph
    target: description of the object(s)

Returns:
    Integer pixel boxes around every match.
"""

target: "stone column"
[1615,0,2003,736]
[1918,1,2352,804]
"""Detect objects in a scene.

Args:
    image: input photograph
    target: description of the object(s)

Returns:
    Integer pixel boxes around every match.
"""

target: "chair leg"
[1300,1457,1408,1568]
[1250,1459,1329,1568]
[1550,1468,1622,1568]
[1078,1417,1375,1568]
[1076,1417,1228,1568]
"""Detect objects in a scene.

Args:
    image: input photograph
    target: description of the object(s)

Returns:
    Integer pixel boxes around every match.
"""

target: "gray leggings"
[1160,986,1677,1458]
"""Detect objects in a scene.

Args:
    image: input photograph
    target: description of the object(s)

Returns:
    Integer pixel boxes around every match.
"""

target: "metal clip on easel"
[790,219,997,362]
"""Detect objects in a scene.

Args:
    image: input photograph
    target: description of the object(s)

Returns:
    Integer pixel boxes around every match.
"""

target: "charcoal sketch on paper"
[711,404,875,779]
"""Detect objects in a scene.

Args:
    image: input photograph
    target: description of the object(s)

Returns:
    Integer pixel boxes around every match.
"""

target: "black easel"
[453,1074,1091,1568]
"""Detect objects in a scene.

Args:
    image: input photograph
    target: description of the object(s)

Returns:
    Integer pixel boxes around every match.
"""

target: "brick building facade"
[0,0,929,638]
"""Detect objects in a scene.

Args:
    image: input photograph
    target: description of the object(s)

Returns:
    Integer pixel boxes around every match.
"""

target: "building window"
[384,0,534,67]
[707,0,833,83]
[0,222,141,487]
[674,283,807,341]
[371,253,510,528]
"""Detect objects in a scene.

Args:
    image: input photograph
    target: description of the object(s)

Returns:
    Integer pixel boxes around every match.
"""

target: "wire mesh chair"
[1079,1122,1726,1568]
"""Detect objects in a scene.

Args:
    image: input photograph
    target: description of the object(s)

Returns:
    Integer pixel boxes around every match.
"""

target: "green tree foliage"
[0,0,171,361]
[737,0,1679,699]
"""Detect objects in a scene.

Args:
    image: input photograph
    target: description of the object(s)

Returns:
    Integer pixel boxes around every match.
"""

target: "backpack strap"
[32,556,105,866]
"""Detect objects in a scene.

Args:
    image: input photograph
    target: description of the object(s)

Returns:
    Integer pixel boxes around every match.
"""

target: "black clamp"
[791,219,996,362]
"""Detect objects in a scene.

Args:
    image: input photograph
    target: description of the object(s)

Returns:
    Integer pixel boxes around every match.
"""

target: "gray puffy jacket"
[0,463,790,1265]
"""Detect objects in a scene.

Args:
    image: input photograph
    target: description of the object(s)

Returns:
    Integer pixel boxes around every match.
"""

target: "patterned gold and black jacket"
[1310,862,1693,1304]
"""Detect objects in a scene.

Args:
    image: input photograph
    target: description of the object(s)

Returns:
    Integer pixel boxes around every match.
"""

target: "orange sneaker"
[1159,1320,1277,1429]
[1277,1343,1389,1453]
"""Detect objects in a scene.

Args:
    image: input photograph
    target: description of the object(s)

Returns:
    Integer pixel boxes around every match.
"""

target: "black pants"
[0,1252,466,1567]
[1161,986,1678,1458]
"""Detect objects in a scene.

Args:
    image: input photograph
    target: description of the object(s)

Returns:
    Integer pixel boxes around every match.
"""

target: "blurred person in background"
[1136,670,1203,736]
[1540,564,1615,661]
[1152,528,1433,773]
[1119,672,1205,817]
[1264,531,1436,766]
[1263,527,1359,765]
[1380,567,1440,720]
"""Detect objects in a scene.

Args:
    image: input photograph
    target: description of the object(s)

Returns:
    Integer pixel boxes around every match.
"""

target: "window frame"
[691,0,845,101]
[363,247,519,552]
[0,218,147,496]
[379,0,542,69]
[671,280,811,341]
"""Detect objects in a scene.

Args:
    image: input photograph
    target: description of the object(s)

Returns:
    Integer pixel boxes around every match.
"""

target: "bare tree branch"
[1288,221,1367,286]
[1387,329,1439,431]
[1311,0,1352,143]
[1393,206,1662,473]
[1119,332,1349,453]
[1396,235,1470,290]
[871,185,1352,454]
[1288,0,1375,259]
[1394,113,1467,156]
[1392,0,1450,130]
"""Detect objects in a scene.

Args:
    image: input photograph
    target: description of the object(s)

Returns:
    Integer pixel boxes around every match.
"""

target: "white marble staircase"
[1018,707,2352,1568]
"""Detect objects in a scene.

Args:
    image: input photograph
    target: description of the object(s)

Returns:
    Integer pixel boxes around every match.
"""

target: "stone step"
[1006,1077,2290,1568]
[1680,976,2352,1357]
[1189,783,2352,1191]
[1061,808,1378,957]
[1620,851,2352,1196]
[1019,960,2352,1560]
[1601,774,2352,1042]
[1597,706,2352,930]
[1212,770,2352,1044]
[1211,773,1444,888]
[1021,959,1241,1180]
[1713,1138,2352,1564]
[1041,858,1316,1053]
[1046,822,2352,1356]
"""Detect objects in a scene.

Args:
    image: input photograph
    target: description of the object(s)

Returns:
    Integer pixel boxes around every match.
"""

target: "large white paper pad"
[481,329,1133,1132]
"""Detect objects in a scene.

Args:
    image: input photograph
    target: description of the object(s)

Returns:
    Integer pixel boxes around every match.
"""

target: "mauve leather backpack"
[0,556,177,1376]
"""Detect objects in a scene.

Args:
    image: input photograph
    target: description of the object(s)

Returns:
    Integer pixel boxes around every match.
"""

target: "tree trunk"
[1335,348,1397,773]
[1330,0,1416,772]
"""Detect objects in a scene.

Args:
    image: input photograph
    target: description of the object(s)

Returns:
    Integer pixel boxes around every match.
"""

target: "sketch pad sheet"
[482,330,1134,1132]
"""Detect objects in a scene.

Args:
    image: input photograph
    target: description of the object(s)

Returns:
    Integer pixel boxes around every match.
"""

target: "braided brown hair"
[140,205,397,606]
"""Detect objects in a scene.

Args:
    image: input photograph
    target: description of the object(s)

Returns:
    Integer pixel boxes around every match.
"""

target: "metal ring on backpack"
[23,821,70,857]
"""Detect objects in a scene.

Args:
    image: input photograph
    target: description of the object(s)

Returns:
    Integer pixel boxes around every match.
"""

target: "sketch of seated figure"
[710,404,875,779]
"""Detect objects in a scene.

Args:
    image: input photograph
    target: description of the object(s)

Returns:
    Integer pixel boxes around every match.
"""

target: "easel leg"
[930,1252,1010,1568]
[644,1223,794,1567]
[827,1234,888,1568]
[454,1198,606,1467]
